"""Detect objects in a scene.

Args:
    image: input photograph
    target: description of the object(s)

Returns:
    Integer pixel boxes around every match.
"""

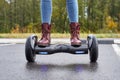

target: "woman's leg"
[66,0,78,23]
[66,0,81,46]
[38,0,52,46]
[41,0,52,24]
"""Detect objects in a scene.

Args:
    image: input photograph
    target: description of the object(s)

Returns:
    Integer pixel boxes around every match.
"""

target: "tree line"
[0,0,120,33]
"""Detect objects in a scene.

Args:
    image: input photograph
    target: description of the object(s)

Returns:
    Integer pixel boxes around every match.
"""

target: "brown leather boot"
[38,23,51,47]
[70,22,81,46]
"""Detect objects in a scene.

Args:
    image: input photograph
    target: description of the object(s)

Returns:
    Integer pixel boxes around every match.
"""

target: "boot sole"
[71,42,81,47]
[38,43,50,47]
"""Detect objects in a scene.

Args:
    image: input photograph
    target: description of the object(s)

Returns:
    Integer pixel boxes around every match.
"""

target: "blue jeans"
[40,0,79,24]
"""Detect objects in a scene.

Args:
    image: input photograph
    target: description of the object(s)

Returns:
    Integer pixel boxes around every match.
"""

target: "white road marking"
[112,44,120,57]
[114,39,120,44]
[0,43,16,46]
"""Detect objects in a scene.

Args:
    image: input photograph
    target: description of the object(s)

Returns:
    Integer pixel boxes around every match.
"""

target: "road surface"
[0,43,120,80]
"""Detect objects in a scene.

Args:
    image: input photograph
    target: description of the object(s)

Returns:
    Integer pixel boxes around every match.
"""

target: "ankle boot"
[38,23,51,46]
[70,22,81,46]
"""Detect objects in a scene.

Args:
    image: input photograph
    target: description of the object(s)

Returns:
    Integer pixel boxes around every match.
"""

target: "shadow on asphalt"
[26,62,98,73]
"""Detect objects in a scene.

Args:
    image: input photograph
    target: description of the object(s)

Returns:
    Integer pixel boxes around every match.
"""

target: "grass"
[0,33,120,38]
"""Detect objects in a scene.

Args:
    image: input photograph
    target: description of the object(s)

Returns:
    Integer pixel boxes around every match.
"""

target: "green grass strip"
[0,33,120,38]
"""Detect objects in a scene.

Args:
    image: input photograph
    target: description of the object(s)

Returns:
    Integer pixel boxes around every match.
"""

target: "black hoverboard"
[25,34,98,62]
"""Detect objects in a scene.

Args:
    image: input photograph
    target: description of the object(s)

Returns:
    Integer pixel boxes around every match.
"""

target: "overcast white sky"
[5,0,10,3]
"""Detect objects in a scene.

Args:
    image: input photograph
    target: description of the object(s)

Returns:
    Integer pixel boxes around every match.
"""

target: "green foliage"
[0,0,120,33]
[52,0,69,33]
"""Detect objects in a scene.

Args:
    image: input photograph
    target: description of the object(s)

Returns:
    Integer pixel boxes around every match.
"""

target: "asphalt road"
[0,44,120,80]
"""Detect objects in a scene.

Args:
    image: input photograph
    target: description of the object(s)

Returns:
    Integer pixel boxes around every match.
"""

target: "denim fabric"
[66,0,78,22]
[40,0,78,24]
[40,0,52,24]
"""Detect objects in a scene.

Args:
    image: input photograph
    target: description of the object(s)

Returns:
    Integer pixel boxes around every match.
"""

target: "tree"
[0,0,120,33]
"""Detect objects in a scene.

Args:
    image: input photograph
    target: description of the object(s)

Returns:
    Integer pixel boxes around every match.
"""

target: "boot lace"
[41,27,50,40]
[71,25,80,39]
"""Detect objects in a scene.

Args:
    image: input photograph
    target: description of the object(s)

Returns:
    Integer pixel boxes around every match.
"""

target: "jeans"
[40,0,79,24]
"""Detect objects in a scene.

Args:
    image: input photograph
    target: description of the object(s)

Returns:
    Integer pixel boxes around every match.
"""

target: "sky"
[5,0,10,4]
